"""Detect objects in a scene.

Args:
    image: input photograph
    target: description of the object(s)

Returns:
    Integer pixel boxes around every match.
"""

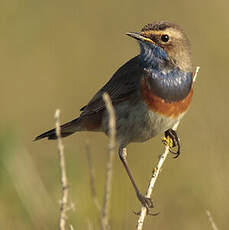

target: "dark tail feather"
[34,117,81,141]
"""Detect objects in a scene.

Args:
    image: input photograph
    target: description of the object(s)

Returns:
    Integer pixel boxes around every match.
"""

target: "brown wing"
[80,55,143,116]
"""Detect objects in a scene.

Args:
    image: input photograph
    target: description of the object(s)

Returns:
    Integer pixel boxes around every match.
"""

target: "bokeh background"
[1,0,229,229]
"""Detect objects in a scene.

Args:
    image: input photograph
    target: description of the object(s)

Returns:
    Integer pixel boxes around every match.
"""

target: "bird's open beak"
[126,32,155,45]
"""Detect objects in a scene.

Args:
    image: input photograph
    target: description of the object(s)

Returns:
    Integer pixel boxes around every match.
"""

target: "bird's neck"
[139,43,193,102]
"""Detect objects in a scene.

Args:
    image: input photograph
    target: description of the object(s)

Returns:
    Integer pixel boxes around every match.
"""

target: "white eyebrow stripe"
[141,28,183,40]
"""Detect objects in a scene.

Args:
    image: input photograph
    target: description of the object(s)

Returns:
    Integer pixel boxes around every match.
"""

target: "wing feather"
[80,56,143,116]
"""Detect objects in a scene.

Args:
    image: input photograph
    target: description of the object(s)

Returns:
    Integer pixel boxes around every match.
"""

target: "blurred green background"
[1,0,229,229]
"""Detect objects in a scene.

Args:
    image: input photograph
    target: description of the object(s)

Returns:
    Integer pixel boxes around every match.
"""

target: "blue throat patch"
[139,42,169,68]
[139,42,193,102]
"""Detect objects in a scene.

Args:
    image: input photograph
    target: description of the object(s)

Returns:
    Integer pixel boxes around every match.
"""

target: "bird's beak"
[126,32,155,45]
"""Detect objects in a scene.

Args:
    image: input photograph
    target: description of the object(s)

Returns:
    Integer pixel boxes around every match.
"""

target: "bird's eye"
[161,34,169,42]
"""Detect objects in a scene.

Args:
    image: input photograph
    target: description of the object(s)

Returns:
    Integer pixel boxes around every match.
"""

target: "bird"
[34,21,194,211]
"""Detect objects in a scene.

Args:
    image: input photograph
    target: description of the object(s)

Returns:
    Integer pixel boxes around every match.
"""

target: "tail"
[34,117,81,141]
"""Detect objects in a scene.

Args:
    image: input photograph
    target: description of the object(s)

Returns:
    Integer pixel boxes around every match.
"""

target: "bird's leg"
[162,128,181,158]
[118,147,154,211]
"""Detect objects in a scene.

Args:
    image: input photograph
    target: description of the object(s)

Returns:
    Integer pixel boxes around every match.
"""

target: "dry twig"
[55,109,70,230]
[136,67,200,230]
[136,121,180,230]
[100,93,116,230]
[206,210,219,230]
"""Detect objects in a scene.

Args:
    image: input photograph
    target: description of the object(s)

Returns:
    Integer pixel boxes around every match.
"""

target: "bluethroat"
[35,21,193,211]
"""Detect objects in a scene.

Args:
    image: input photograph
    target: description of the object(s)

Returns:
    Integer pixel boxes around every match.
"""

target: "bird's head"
[126,21,192,72]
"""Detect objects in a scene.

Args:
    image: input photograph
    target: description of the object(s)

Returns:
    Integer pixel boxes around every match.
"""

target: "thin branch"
[136,67,200,230]
[86,141,101,212]
[136,121,180,230]
[193,66,200,82]
[55,109,70,230]
[100,93,116,230]
[206,210,219,230]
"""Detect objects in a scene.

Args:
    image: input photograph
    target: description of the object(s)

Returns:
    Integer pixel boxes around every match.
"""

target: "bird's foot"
[162,129,181,158]
[137,192,154,209]
[133,192,159,216]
